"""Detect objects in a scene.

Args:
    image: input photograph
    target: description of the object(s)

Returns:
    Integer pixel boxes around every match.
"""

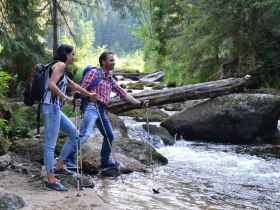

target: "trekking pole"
[73,91,81,197]
[94,102,124,183]
[145,108,159,194]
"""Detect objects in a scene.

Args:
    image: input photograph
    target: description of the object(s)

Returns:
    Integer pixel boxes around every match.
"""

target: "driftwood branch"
[108,75,252,114]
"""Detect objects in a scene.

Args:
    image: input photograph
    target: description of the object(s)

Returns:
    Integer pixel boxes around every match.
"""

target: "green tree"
[0,0,49,82]
[0,71,12,155]
[111,0,280,87]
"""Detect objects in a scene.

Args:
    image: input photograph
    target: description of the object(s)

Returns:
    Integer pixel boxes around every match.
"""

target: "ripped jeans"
[41,103,78,173]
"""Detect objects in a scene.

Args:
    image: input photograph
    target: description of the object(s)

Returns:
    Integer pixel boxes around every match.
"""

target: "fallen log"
[108,75,252,114]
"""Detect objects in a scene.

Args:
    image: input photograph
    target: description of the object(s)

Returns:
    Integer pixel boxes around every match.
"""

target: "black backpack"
[23,61,58,106]
[22,60,58,137]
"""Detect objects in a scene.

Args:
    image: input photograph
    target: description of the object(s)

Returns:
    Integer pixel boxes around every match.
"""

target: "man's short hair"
[99,51,114,67]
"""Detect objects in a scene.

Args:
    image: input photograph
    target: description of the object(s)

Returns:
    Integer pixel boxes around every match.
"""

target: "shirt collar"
[101,67,110,77]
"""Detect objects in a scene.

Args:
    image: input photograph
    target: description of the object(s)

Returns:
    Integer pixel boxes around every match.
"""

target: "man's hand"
[138,100,149,108]
[89,92,99,102]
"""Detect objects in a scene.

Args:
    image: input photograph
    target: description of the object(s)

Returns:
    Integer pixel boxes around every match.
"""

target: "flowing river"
[93,116,280,209]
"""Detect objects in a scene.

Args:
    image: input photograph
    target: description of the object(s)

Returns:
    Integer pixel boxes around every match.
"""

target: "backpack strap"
[88,67,102,91]
[36,103,41,138]
[109,74,115,88]
[81,67,114,112]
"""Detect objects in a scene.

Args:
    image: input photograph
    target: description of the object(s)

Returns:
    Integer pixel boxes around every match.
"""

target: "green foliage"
[62,104,75,118]
[115,50,145,72]
[8,105,30,137]
[0,71,12,99]
[115,0,280,87]
[0,71,12,153]
[10,105,29,128]
[0,0,49,82]
[2,0,280,92]
[92,2,144,54]
[0,118,11,154]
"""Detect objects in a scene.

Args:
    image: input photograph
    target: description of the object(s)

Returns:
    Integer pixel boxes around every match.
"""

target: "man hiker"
[65,51,149,169]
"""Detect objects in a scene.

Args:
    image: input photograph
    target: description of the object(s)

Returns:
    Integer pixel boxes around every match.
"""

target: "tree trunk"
[52,0,58,54]
[108,75,252,114]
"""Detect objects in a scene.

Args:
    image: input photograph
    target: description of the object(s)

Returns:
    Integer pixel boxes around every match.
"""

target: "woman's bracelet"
[62,95,68,102]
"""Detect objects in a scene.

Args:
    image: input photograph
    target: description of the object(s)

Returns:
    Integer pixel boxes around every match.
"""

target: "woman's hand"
[74,98,81,106]
[64,97,81,106]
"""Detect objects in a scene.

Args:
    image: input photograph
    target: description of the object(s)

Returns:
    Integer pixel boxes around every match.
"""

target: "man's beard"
[109,65,114,70]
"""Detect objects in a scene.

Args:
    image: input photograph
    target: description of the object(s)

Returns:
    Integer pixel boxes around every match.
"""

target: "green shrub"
[9,105,30,137]
[0,119,11,154]
[62,104,76,118]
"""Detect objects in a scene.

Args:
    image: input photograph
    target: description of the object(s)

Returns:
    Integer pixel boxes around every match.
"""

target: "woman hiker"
[41,44,98,191]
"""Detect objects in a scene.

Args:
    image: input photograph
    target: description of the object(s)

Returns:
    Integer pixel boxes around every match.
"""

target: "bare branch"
[56,0,77,45]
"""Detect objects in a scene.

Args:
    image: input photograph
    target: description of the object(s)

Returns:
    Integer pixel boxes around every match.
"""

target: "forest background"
[0,0,280,152]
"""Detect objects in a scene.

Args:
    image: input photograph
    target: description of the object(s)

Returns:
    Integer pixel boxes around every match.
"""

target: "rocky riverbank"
[0,152,111,210]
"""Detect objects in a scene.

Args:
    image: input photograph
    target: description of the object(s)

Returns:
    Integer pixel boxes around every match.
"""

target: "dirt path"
[0,168,112,210]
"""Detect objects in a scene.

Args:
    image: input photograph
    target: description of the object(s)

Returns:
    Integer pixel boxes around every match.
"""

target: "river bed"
[93,117,280,210]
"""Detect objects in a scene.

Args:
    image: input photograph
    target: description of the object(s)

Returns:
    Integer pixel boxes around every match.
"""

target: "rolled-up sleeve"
[112,80,127,99]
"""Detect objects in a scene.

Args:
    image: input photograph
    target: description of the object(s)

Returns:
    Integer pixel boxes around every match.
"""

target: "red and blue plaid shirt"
[81,68,126,105]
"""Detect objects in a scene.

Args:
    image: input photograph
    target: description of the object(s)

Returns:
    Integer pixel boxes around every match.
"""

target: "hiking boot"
[101,160,119,169]
[54,167,75,176]
[44,178,68,191]
[100,169,120,177]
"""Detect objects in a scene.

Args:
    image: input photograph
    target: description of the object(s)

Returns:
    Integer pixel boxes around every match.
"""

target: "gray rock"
[142,124,175,146]
[11,139,44,164]
[81,136,167,174]
[115,75,125,81]
[161,94,280,143]
[0,154,12,171]
[0,188,24,210]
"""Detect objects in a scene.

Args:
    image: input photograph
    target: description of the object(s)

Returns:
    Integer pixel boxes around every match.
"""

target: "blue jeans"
[66,102,114,164]
[41,104,78,173]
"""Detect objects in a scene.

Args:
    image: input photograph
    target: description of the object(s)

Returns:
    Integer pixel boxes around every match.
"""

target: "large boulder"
[161,94,280,143]
[81,136,167,174]
[0,188,24,210]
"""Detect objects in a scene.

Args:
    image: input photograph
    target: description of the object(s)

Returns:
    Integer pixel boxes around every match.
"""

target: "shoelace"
[53,178,60,184]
